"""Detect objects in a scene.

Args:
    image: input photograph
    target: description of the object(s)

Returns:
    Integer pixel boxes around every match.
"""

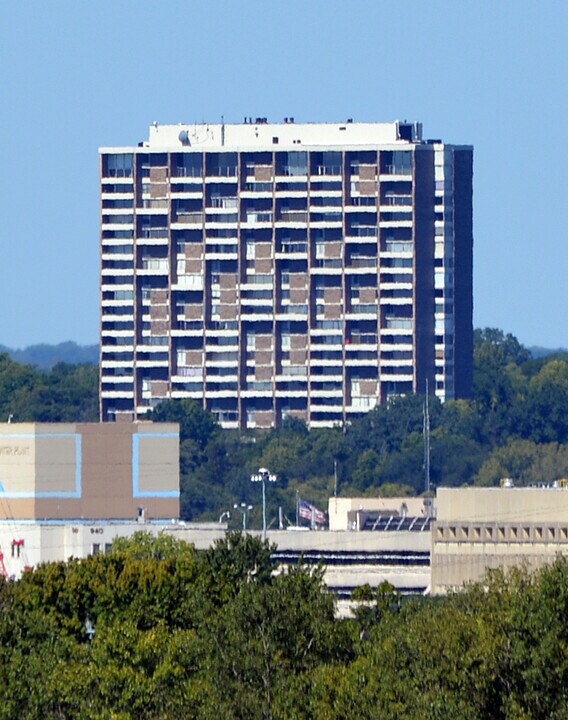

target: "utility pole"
[423,379,431,516]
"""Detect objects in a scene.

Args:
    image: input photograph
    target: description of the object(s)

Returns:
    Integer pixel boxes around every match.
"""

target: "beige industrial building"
[0,422,179,522]
[328,495,432,531]
[431,486,568,593]
[3,431,567,600]
[0,453,431,594]
[0,520,223,580]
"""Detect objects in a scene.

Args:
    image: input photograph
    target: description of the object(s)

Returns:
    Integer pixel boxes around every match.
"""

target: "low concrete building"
[0,422,180,576]
[0,520,225,579]
[0,485,431,596]
[0,519,432,602]
[432,486,568,593]
[268,527,430,597]
[328,496,432,532]
[0,422,179,521]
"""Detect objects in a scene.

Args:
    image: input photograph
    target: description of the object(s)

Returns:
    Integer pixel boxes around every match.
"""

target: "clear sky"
[1,1,566,349]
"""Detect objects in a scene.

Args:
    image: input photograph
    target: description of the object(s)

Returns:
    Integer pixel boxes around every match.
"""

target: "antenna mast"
[423,379,431,514]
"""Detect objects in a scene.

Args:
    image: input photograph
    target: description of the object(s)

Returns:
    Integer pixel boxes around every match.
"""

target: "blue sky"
[1,1,566,349]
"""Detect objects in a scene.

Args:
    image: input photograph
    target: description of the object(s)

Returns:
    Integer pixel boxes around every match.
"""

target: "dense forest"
[2,328,568,524]
[1,531,567,719]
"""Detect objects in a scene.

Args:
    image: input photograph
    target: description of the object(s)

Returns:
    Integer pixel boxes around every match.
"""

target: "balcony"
[205,167,238,178]
[313,165,342,177]
[381,194,412,206]
[347,257,377,269]
[347,227,377,238]
[277,242,307,255]
[348,334,378,346]
[138,228,168,239]
[347,197,376,207]
[384,317,414,330]
[175,211,204,224]
[276,167,308,178]
[312,259,342,270]
[208,197,238,209]
[245,212,273,224]
[277,211,308,223]
[242,182,273,193]
[380,165,412,177]
[139,259,169,274]
[171,167,203,179]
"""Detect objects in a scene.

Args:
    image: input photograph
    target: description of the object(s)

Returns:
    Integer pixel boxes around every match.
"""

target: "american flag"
[299,498,327,526]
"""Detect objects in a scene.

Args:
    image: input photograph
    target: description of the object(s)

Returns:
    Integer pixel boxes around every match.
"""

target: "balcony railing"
[176,212,204,223]
[350,197,376,206]
[280,243,307,254]
[382,165,412,175]
[349,334,378,345]
[349,304,377,314]
[312,259,342,269]
[172,167,202,178]
[141,259,169,271]
[139,228,168,239]
[279,211,308,223]
[246,212,273,223]
[243,182,273,192]
[348,257,377,268]
[278,167,308,177]
[207,167,238,177]
[314,165,342,176]
[208,197,238,209]
[348,227,377,237]
[382,195,413,206]
[385,317,413,330]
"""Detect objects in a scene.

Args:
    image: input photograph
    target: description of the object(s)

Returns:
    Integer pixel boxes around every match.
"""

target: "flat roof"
[100,119,430,152]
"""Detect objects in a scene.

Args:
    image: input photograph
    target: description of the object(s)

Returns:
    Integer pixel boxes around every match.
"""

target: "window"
[206,152,238,177]
[103,154,133,178]
[102,182,133,193]
[102,214,134,225]
[102,229,133,239]
[102,198,133,209]
[172,153,203,177]
[276,151,308,176]
[381,151,412,175]
[311,151,342,176]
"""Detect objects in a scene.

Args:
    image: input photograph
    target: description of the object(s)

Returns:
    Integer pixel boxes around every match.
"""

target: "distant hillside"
[529,346,568,359]
[0,342,99,370]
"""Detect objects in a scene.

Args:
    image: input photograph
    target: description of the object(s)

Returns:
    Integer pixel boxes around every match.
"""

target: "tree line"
[1,328,568,524]
[0,532,567,719]
[0,354,98,423]
[152,328,568,522]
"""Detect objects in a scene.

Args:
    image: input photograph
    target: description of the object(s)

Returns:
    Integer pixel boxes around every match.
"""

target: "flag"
[299,498,327,526]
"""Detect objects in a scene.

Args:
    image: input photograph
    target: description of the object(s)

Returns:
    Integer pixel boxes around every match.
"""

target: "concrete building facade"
[432,487,568,593]
[0,422,179,522]
[100,119,473,428]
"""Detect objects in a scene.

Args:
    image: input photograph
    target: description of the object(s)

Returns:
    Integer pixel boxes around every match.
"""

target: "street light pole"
[234,502,253,531]
[250,467,277,541]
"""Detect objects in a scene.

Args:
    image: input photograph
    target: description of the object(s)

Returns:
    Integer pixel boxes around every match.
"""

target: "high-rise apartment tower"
[100,119,472,428]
